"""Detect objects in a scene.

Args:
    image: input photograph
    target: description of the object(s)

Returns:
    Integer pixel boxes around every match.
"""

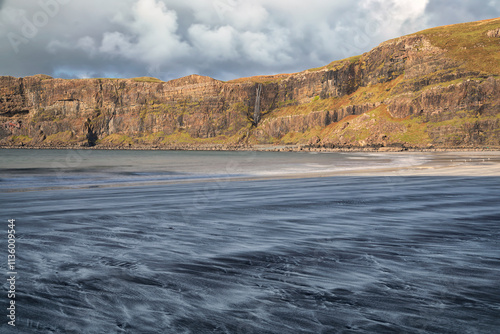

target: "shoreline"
[1,144,500,153]
[4,156,500,194]
[2,150,499,194]
[2,148,500,193]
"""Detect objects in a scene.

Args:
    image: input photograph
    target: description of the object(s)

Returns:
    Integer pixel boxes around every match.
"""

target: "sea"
[0,149,499,333]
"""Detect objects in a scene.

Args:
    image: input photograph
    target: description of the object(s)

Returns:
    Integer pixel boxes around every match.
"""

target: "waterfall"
[253,84,263,125]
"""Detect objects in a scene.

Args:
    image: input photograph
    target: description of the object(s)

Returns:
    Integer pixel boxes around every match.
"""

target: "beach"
[1,149,499,333]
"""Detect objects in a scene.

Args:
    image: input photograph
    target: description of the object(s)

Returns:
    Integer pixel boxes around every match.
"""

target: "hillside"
[1,18,500,150]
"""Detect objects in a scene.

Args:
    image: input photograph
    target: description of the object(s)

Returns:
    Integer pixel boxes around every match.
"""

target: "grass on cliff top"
[308,55,363,72]
[413,17,500,75]
[29,74,53,80]
[306,18,500,76]
[132,77,164,83]
[227,73,293,84]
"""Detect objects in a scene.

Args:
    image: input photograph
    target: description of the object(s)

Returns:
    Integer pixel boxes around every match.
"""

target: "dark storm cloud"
[0,0,498,81]
[424,0,500,27]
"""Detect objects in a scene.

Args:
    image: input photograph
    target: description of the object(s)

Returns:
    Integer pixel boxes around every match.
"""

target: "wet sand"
[229,151,500,181]
[343,151,500,177]
[2,150,499,333]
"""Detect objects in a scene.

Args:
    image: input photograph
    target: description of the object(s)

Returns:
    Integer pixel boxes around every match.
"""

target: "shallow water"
[0,149,429,192]
[1,149,499,333]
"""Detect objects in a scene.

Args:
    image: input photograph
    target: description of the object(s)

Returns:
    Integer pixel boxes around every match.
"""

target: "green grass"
[44,131,81,144]
[227,73,291,84]
[414,18,500,75]
[308,55,363,72]
[277,99,298,108]
[30,74,53,80]
[9,135,33,144]
[31,109,58,123]
[137,131,167,144]
[132,77,164,83]
[427,115,480,129]
[139,103,174,119]
[106,124,253,147]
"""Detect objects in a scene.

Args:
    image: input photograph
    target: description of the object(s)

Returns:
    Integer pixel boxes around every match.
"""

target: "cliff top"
[226,73,296,84]
[413,17,500,75]
[306,17,500,76]
[166,74,222,87]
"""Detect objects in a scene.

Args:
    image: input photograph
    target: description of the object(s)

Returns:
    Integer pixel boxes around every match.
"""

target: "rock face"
[487,28,500,37]
[1,18,500,149]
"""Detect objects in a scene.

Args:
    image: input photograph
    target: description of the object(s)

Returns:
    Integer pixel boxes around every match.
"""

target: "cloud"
[188,24,238,62]
[424,0,500,26]
[0,0,498,81]
[50,0,191,70]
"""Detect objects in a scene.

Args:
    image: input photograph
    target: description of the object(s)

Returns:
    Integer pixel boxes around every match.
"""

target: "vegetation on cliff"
[1,18,499,150]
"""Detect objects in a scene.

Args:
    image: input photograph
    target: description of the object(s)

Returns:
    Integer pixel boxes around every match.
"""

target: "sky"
[0,0,499,81]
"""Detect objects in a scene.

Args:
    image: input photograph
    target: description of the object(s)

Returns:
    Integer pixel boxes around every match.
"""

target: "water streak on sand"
[1,150,499,333]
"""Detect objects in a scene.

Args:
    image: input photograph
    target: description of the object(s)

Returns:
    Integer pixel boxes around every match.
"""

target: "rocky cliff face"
[1,18,499,149]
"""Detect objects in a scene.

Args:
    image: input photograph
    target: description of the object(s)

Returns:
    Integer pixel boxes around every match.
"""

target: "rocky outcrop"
[487,28,500,37]
[258,103,379,138]
[1,18,500,149]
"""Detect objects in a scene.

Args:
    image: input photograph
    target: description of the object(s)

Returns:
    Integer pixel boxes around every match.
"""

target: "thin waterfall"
[253,84,263,125]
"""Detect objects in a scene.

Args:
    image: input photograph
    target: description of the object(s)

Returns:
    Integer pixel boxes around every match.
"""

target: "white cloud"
[98,32,130,55]
[240,28,293,66]
[98,0,191,66]
[223,2,269,31]
[188,24,237,61]
[356,0,430,37]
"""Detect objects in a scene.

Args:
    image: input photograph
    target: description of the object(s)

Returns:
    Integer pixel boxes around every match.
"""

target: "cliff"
[1,18,500,150]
